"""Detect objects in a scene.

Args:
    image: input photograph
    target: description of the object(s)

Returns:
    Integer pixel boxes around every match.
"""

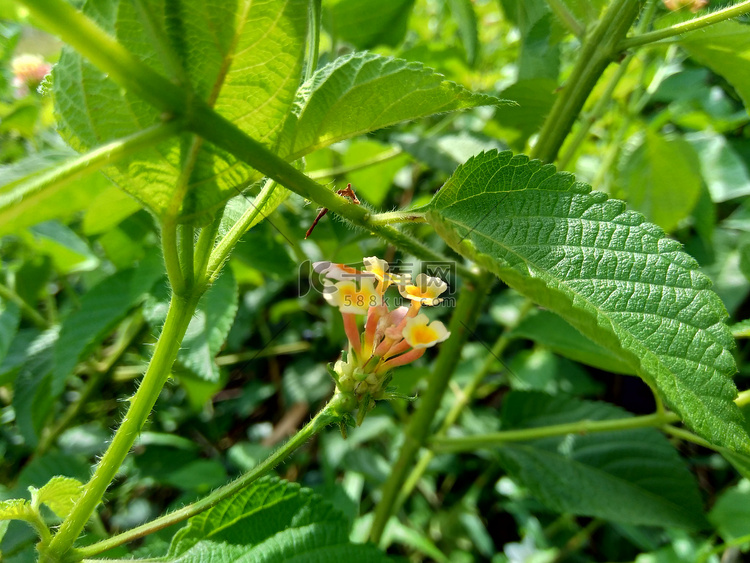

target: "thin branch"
[618,0,750,51]
[307,147,404,179]
[431,412,680,454]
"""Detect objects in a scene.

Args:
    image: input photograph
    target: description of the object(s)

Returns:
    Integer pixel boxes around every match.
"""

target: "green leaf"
[23,221,99,274]
[12,328,57,447]
[448,0,479,66]
[53,0,308,221]
[511,309,635,375]
[616,131,702,233]
[231,221,297,279]
[279,52,510,161]
[167,476,390,562]
[686,132,750,203]
[82,185,142,235]
[497,392,708,530]
[0,499,35,523]
[29,476,83,519]
[178,267,238,382]
[708,480,750,543]
[323,0,414,50]
[681,21,750,113]
[427,151,748,452]
[52,252,164,395]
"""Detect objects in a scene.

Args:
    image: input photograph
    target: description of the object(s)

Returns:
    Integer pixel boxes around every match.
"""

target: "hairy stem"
[369,272,495,543]
[618,0,750,51]
[531,0,643,163]
[206,179,278,285]
[70,395,349,560]
[368,210,427,226]
[161,219,186,296]
[40,292,200,562]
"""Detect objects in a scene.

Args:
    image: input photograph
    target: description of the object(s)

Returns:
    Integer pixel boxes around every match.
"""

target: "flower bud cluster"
[316,257,450,417]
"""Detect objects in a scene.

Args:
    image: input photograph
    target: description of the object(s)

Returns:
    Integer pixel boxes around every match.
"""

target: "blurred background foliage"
[1,0,750,561]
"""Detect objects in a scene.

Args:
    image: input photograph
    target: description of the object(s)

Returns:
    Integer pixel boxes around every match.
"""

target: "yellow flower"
[402,314,450,349]
[323,278,380,315]
[398,273,448,306]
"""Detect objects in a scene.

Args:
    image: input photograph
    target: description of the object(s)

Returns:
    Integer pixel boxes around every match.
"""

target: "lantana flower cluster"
[315,257,450,421]
[11,54,51,98]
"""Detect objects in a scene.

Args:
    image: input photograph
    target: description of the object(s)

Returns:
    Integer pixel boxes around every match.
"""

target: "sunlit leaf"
[427,150,747,452]
[53,0,308,221]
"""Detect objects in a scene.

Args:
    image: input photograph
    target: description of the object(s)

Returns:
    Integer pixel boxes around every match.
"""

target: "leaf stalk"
[618,0,750,51]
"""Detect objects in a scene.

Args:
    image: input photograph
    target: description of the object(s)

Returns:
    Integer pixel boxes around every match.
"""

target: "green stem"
[704,532,750,558]
[545,0,585,36]
[618,0,750,51]
[307,147,404,179]
[19,0,478,284]
[161,220,186,296]
[179,224,195,291]
[206,178,278,284]
[531,0,643,163]
[19,0,189,115]
[40,292,200,562]
[557,54,633,170]
[736,388,750,408]
[0,120,184,229]
[192,210,224,286]
[0,281,49,329]
[70,395,349,560]
[185,108,479,281]
[369,272,494,544]
[305,0,322,81]
[431,412,679,454]
[368,210,427,226]
[395,300,534,510]
[661,425,714,449]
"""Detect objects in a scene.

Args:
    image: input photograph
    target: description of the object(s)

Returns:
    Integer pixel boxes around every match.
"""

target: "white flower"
[402,314,450,349]
[398,273,448,306]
